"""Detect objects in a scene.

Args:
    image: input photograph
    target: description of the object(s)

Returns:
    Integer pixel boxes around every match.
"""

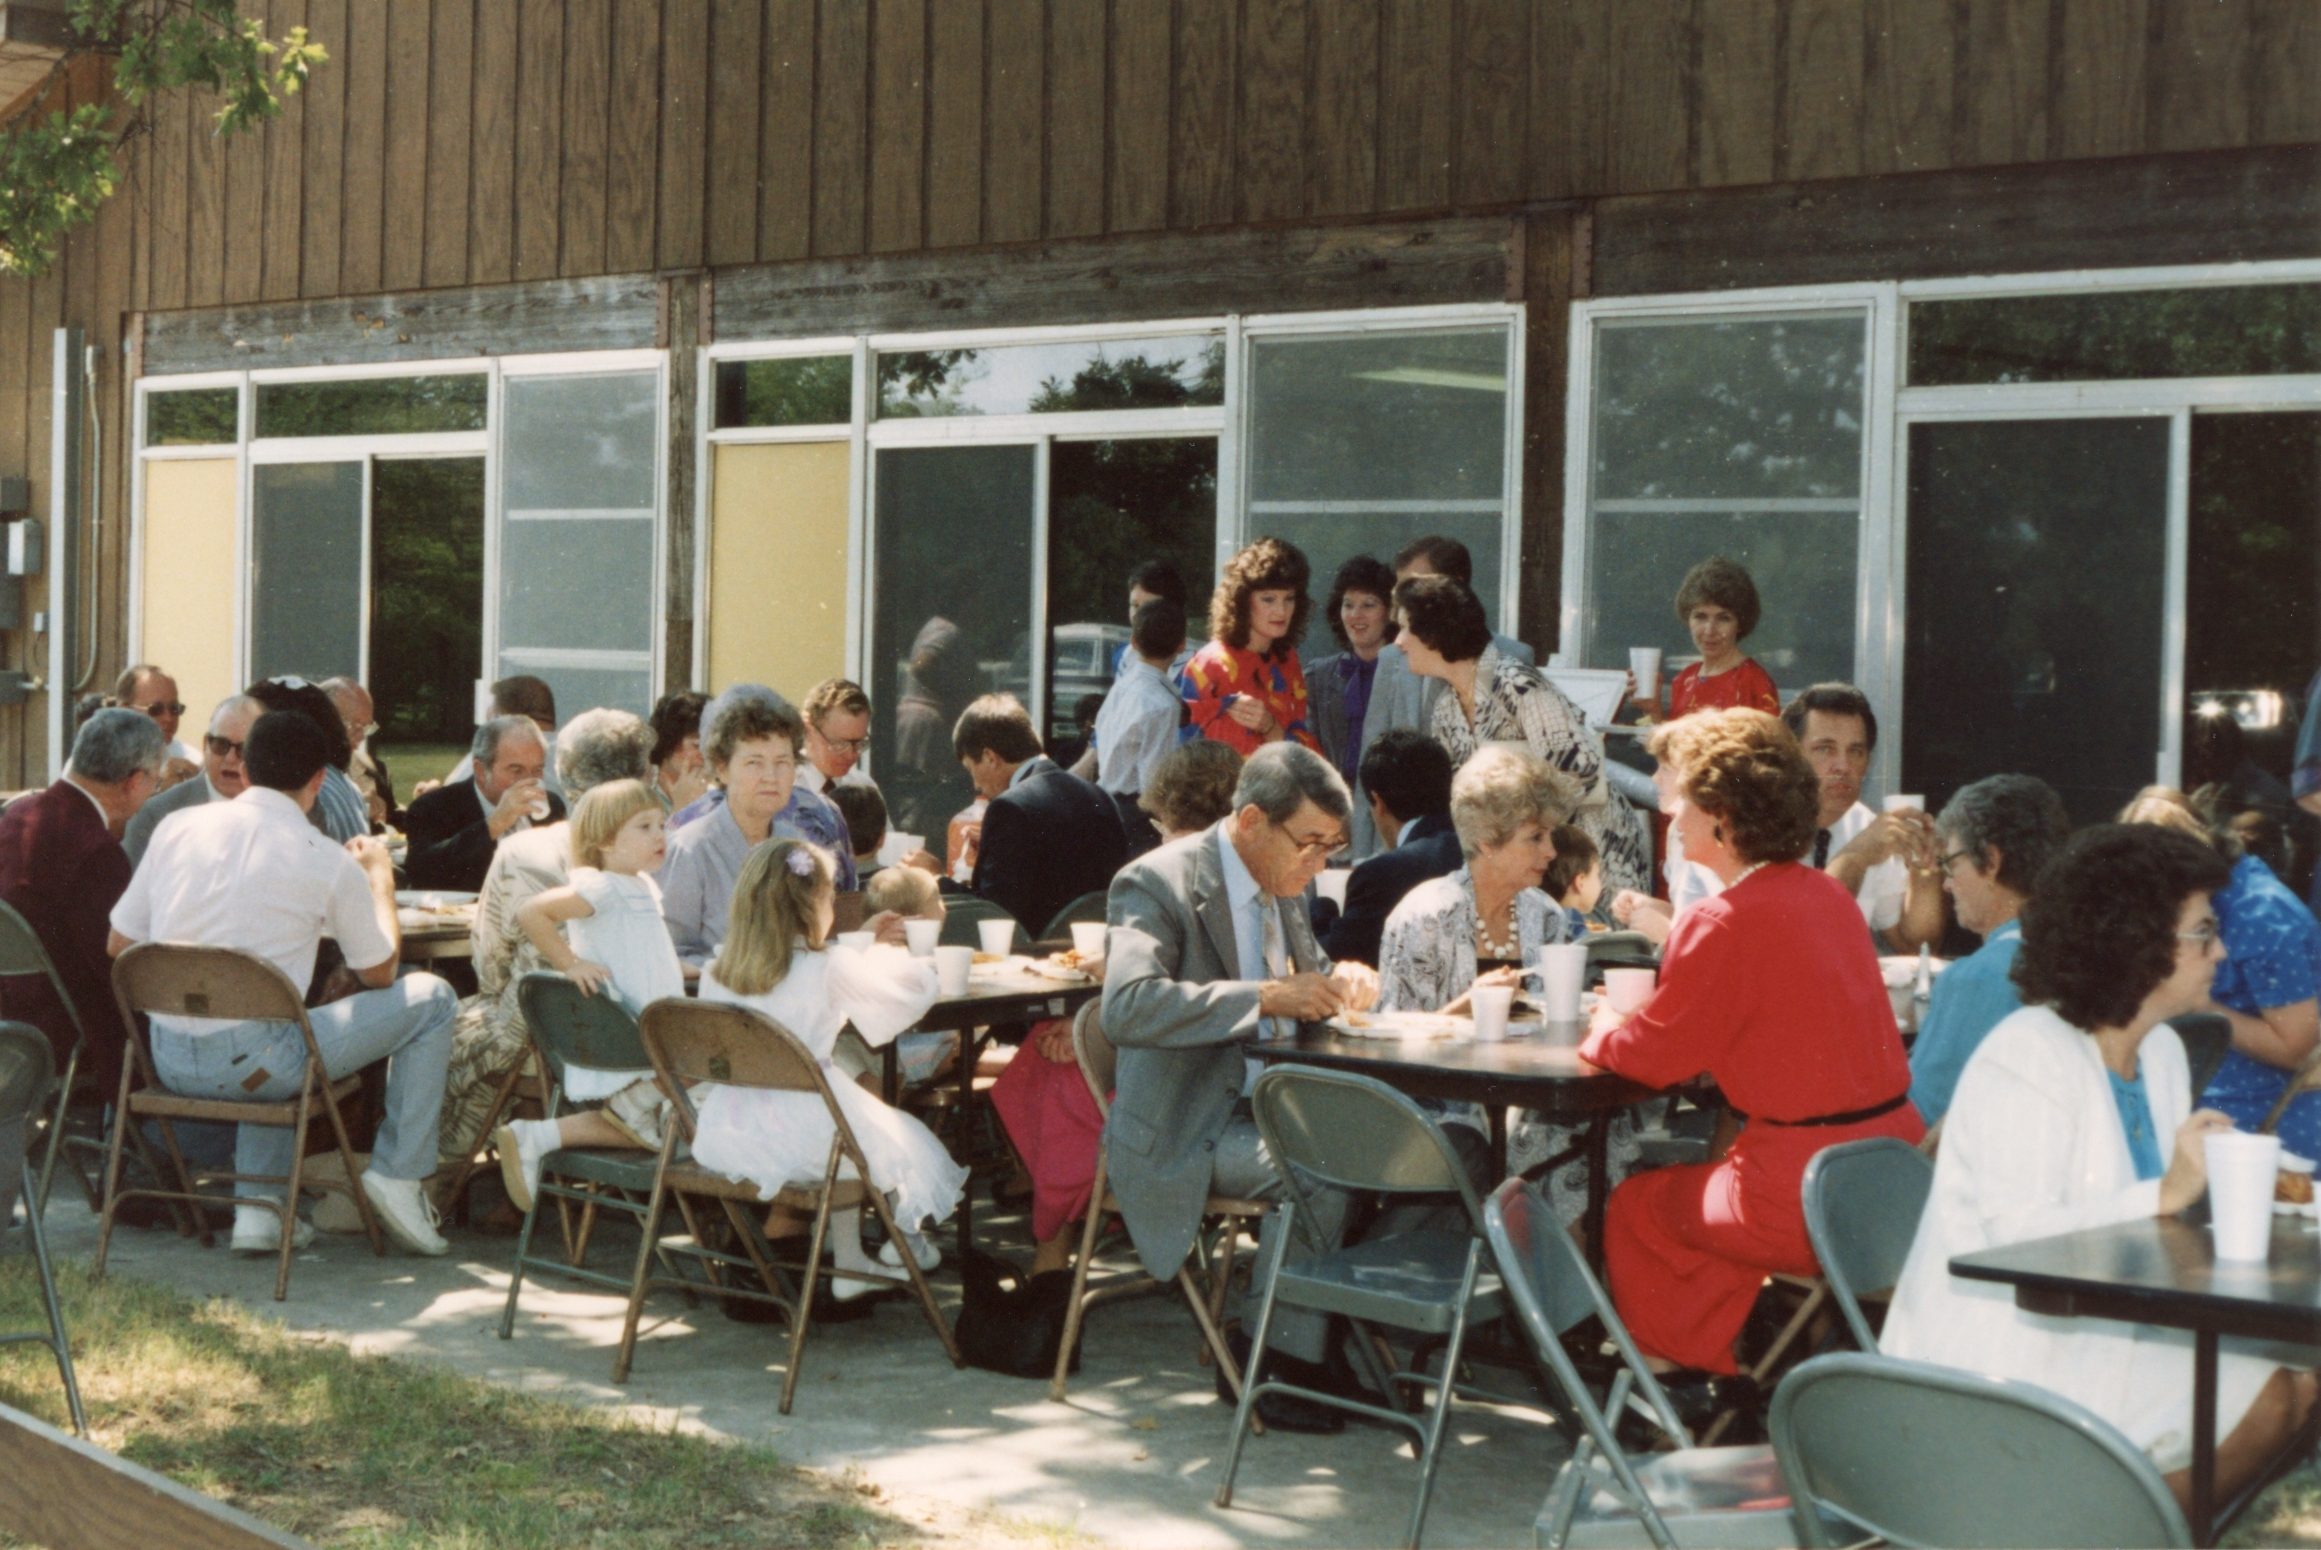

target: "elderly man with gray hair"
[0,710,167,1196]
[437,708,655,1184]
[402,715,568,893]
[1100,740,1381,1433]
[123,694,265,867]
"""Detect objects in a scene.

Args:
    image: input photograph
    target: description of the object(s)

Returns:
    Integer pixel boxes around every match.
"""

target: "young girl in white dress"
[495,779,685,1211]
[695,839,967,1294]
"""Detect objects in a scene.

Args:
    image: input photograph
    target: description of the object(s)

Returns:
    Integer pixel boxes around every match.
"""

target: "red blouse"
[1182,640,1322,756]
[1581,862,1910,1122]
[1665,657,1780,721]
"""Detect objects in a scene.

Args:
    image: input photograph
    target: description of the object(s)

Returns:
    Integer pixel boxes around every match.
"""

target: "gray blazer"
[1100,822,1327,1280]
[122,774,213,868]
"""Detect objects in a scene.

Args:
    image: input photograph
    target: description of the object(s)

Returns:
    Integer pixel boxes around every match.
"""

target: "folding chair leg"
[1049,1165,1112,1402]
[499,1186,547,1340]
[780,1168,840,1415]
[1702,1280,1825,1445]
[148,1114,212,1246]
[1214,1204,1295,1510]
[437,1060,528,1221]
[21,1185,86,1437]
[1177,1263,1262,1437]
[612,1179,673,1384]
[861,1160,960,1368]
[33,1044,78,1217]
[311,1068,387,1260]
[90,1071,133,1286]
[1401,1247,1483,1550]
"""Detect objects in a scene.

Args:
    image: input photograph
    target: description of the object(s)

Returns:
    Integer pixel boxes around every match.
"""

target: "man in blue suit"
[1317,729,1462,967]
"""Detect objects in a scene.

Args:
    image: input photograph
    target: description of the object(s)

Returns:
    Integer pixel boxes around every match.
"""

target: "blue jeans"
[149,972,457,1205]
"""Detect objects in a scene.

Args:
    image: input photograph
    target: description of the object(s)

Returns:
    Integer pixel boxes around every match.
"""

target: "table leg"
[2192,1329,2218,1547]
[1583,1119,1611,1275]
[882,1043,900,1108]
[1487,1105,1509,1181]
[955,1028,978,1262]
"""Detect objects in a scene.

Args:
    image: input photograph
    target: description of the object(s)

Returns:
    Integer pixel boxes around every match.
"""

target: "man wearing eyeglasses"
[123,696,265,868]
[1101,742,1382,1432]
[112,664,200,789]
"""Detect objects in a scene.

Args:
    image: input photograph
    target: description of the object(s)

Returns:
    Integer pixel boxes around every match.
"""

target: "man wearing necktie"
[1102,743,1381,1430]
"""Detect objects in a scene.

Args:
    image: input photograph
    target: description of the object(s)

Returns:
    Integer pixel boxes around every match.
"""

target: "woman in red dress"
[1663,557,1781,720]
[1182,537,1323,756]
[1580,707,1922,1415]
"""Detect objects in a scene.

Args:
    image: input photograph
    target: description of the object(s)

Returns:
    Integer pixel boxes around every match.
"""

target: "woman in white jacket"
[1884,823,2317,1509]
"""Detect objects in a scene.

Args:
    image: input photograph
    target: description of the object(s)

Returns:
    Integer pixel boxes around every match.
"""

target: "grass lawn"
[0,1260,1062,1550]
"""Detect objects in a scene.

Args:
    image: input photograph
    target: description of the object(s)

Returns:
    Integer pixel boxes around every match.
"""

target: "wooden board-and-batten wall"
[5,0,2318,782]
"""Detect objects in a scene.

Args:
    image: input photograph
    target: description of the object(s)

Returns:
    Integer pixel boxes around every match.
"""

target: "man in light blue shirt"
[1908,773,2072,1126]
[1092,599,1188,799]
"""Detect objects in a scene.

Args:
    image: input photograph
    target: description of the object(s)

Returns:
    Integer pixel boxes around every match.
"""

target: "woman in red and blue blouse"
[1182,537,1323,757]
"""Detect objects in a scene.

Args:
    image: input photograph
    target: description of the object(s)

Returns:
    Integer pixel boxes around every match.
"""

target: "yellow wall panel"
[137,457,241,732]
[707,441,851,694]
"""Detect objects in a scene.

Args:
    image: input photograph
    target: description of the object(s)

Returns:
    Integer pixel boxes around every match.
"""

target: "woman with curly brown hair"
[1579,707,1920,1422]
[1883,823,2316,1512]
[1664,556,1780,721]
[1181,537,1323,756]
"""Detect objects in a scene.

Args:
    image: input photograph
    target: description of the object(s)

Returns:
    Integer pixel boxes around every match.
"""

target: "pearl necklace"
[1476,898,1519,960]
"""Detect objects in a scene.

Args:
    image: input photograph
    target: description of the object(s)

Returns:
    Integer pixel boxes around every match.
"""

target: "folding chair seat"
[1483,1175,1809,1550]
[1218,1066,1518,1550]
[1799,1137,1934,1352]
[0,1022,85,1434]
[0,899,104,1212]
[633,997,962,1413]
[1771,1352,2192,1548]
[1050,1001,1264,1412]
[97,944,384,1302]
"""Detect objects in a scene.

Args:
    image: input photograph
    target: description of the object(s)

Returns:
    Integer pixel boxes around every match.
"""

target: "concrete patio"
[42,1188,1573,1549]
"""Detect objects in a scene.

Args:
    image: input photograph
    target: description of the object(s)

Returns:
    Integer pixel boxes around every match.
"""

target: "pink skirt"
[989,1023,1103,1242]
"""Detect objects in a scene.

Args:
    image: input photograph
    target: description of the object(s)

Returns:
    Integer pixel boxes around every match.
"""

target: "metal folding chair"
[1038,890,1109,944]
[1049,1001,1264,1413]
[1800,1137,1934,1352]
[1217,1065,1509,1550]
[0,1023,86,1435]
[0,899,100,1212]
[634,997,962,1413]
[936,896,1029,952]
[436,1045,549,1221]
[98,944,385,1302]
[1771,1352,2192,1548]
[1484,1175,1804,1550]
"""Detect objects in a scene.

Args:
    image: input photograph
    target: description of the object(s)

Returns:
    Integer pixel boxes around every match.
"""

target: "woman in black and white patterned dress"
[1395,573,1652,895]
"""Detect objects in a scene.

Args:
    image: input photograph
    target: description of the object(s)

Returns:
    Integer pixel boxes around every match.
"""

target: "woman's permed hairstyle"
[1207,536,1312,657]
[569,779,661,870]
[1322,555,1400,652]
[1139,738,1244,838]
[706,692,806,768]
[1449,746,1583,860]
[1674,556,1762,639]
[713,840,833,996]
[1391,575,1493,663]
[1646,707,1819,865]
[2013,823,2230,1032]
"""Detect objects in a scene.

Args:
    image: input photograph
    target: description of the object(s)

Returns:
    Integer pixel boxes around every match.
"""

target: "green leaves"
[0,1,327,277]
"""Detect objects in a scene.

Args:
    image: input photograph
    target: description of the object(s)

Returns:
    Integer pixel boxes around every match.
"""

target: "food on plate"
[971,951,1005,965]
[2277,1169,2314,1206]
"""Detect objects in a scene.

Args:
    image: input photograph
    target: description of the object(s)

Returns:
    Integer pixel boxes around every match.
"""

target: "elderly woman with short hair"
[1378,746,1635,1216]
[1884,824,2316,1510]
[1394,574,1651,894]
[438,707,655,1182]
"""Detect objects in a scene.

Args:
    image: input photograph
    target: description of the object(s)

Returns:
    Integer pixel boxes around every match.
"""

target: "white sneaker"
[230,1208,315,1254]
[494,1121,552,1215]
[361,1170,450,1257]
[876,1229,941,1272]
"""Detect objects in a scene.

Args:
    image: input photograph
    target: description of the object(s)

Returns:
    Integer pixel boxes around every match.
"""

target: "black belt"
[1728,1092,1911,1129]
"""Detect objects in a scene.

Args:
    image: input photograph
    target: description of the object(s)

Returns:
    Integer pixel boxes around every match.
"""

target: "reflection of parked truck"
[983,622,1133,741]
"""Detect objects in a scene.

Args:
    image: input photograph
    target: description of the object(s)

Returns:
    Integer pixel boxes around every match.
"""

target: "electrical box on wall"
[0,477,26,518]
[6,518,42,576]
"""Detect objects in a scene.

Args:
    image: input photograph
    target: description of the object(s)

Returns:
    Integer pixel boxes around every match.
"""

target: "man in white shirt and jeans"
[109,710,458,1257]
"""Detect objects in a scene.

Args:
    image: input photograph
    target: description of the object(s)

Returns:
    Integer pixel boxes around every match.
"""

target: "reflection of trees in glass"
[877,339,1224,418]
[1911,286,2321,386]
[1592,319,1864,500]
[255,375,488,438]
[713,355,852,428]
[370,458,485,744]
[1247,332,1507,503]
[2185,414,2321,762]
[146,388,237,445]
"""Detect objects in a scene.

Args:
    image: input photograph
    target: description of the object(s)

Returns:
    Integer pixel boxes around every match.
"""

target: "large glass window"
[496,370,661,717]
[369,457,486,771]
[1580,313,1867,693]
[876,335,1223,419]
[1246,327,1513,633]
[1909,283,2321,386]
[712,355,853,429]
[249,461,364,682]
[253,374,488,438]
[145,386,238,446]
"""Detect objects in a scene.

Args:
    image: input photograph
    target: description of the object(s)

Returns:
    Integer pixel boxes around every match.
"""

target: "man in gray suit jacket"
[121,695,262,867]
[1101,743,1380,1384]
[1345,536,1535,859]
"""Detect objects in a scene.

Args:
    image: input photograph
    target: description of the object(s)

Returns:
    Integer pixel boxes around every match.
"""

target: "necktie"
[1812,828,1832,869]
[1260,898,1288,981]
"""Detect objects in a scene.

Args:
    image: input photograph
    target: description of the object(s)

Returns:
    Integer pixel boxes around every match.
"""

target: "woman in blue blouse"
[2122,786,2321,1156]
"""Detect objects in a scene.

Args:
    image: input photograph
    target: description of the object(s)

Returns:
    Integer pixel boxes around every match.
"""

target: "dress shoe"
[1215,1331,1347,1434]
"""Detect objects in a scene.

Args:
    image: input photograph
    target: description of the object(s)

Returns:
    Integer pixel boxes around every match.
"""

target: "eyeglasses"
[1938,848,1977,874]
[204,734,245,759]
[2178,919,2224,951]
[137,701,187,719]
[1272,820,1344,860]
[817,732,871,755]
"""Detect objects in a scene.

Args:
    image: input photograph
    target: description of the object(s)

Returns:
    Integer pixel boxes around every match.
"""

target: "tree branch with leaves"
[0,0,323,277]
